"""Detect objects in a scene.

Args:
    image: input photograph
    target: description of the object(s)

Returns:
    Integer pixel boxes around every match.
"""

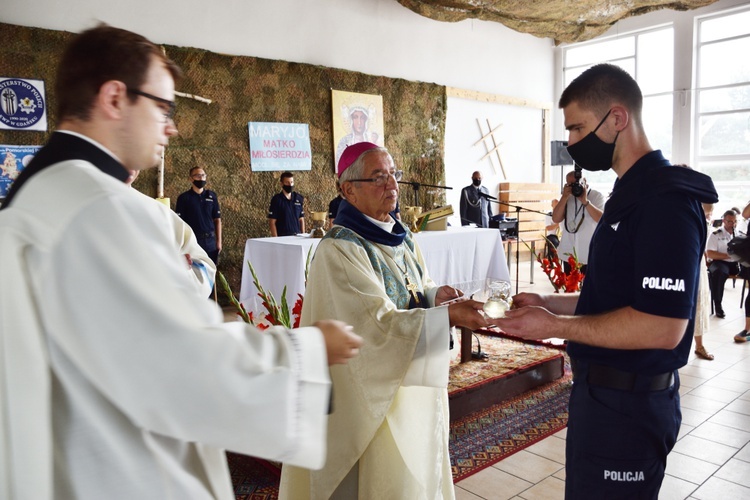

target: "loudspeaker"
[551,140,573,166]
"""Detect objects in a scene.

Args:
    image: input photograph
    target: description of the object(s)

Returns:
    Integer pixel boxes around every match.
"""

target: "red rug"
[449,357,571,481]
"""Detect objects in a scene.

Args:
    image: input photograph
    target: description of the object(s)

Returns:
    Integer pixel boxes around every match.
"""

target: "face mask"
[193,180,207,189]
[472,179,481,187]
[282,184,294,194]
[566,109,619,172]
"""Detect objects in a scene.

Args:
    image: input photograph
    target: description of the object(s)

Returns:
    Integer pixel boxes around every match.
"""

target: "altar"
[239,226,510,316]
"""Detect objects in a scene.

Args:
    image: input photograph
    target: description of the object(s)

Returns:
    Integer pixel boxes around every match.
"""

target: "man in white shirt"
[706,209,740,318]
[0,24,362,500]
[551,170,605,273]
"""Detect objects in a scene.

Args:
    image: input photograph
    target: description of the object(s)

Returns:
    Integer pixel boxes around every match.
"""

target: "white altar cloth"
[239,226,510,315]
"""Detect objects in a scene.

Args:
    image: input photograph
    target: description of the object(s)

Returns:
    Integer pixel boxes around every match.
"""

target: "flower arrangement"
[218,246,313,329]
[529,237,585,293]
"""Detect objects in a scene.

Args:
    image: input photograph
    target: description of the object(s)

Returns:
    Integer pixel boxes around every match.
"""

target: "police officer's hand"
[448,300,488,330]
[314,320,363,366]
[491,306,558,340]
[510,292,546,309]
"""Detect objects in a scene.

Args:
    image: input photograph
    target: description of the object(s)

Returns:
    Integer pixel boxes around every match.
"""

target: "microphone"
[479,191,497,200]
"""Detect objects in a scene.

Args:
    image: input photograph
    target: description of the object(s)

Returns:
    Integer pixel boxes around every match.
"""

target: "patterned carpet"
[227,452,281,500]
[449,357,572,481]
[227,339,572,498]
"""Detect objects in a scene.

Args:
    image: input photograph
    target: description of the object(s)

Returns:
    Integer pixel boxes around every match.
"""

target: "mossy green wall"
[0,23,447,298]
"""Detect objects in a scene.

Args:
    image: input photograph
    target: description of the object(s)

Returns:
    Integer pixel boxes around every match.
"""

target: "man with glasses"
[176,166,222,264]
[280,142,488,500]
[0,24,363,499]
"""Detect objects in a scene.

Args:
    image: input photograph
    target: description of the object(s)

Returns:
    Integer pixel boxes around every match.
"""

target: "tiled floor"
[454,260,750,500]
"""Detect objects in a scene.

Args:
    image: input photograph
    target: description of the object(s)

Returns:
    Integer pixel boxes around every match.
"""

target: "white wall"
[443,98,548,225]
[0,0,554,99]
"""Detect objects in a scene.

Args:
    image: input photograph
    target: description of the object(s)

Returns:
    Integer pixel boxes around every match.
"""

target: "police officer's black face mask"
[192,180,207,189]
[472,178,481,187]
[566,109,619,172]
[282,184,294,194]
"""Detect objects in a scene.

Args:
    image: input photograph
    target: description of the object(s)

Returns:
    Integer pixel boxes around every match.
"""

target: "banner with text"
[248,122,312,171]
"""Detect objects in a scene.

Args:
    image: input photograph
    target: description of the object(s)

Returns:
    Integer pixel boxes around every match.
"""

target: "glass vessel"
[483,280,511,319]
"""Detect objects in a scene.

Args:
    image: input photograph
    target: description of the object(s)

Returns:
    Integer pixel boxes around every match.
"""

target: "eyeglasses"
[349,170,403,187]
[127,88,176,122]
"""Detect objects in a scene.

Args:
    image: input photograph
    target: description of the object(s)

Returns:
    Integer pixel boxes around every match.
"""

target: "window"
[695,8,750,217]
[562,26,674,197]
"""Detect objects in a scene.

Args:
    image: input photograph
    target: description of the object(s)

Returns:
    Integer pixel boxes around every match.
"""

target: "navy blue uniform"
[268,191,304,236]
[175,188,221,263]
[566,151,717,499]
[327,196,343,221]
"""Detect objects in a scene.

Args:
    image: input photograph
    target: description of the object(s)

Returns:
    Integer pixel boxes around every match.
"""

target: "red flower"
[292,294,304,328]
[529,237,585,293]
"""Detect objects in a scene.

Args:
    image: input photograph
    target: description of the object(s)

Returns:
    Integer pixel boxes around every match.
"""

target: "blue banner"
[1,145,42,197]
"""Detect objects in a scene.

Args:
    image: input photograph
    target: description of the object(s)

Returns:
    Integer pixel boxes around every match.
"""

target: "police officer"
[268,171,304,236]
[495,64,718,499]
[175,166,222,263]
[706,210,739,318]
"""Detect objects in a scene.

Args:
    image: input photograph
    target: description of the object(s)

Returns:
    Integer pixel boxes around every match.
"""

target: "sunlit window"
[695,8,750,217]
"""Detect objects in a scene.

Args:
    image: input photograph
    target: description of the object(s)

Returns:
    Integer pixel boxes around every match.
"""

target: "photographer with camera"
[551,168,605,274]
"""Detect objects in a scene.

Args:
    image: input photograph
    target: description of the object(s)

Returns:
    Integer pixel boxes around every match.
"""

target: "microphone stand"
[483,194,549,295]
[398,180,452,206]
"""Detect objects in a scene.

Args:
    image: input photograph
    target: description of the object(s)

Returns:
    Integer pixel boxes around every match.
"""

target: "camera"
[570,166,584,198]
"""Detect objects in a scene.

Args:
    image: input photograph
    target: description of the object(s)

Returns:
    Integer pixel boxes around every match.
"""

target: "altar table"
[239,226,510,361]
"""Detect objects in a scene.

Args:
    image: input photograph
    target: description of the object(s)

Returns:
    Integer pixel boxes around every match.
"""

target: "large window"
[695,8,750,217]
[562,26,674,196]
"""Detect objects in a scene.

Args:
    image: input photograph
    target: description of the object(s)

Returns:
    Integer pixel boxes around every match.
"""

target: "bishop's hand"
[435,285,463,306]
[448,300,488,331]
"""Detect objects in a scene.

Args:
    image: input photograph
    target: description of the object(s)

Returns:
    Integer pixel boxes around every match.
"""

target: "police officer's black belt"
[198,232,215,239]
[572,360,673,391]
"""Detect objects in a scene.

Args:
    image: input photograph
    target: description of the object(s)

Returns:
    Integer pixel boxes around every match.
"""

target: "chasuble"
[280,222,455,500]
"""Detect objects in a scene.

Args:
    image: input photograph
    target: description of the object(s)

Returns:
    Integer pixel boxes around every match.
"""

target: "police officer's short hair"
[559,63,643,126]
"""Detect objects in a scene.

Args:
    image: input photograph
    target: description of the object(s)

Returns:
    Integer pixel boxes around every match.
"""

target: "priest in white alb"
[279,143,489,499]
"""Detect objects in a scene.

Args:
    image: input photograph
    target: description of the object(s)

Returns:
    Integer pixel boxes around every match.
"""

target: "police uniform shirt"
[175,188,221,247]
[706,225,735,262]
[268,191,304,236]
[570,152,707,375]
[327,196,343,220]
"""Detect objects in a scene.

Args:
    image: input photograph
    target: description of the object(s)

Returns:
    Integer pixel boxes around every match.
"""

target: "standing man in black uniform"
[176,166,222,263]
[459,171,493,227]
[495,64,718,499]
[268,171,305,236]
